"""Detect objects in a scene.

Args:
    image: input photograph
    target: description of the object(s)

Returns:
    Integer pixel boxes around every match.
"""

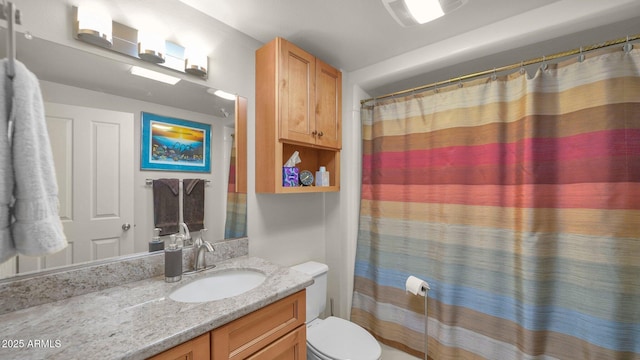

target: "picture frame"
[141,112,211,172]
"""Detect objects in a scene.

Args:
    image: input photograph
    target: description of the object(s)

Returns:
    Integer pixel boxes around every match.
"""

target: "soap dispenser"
[165,234,183,283]
[149,228,164,252]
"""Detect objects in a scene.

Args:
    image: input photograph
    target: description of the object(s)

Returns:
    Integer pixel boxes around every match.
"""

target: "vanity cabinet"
[147,333,210,360]
[149,291,306,360]
[256,37,342,193]
[211,290,306,359]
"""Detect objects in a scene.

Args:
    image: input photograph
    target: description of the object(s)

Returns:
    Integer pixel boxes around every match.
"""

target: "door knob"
[122,223,131,231]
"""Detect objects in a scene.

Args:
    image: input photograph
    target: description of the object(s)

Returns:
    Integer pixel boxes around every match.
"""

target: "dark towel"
[183,179,205,232]
[153,179,179,235]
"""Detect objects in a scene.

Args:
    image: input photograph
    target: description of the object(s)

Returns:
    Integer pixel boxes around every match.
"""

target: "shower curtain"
[224,135,247,238]
[352,47,640,359]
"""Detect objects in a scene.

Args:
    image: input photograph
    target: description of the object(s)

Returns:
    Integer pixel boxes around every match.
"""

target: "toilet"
[291,261,382,360]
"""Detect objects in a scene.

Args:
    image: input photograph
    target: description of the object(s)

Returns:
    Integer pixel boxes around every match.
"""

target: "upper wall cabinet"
[278,39,342,149]
[256,37,342,193]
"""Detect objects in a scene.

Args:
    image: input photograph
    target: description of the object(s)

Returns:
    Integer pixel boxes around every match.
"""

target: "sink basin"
[169,269,266,303]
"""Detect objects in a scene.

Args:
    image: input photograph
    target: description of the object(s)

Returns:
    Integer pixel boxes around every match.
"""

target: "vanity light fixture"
[130,66,180,85]
[185,49,208,77]
[382,0,466,27]
[75,6,113,47]
[73,6,209,80]
[208,88,236,100]
[138,32,166,63]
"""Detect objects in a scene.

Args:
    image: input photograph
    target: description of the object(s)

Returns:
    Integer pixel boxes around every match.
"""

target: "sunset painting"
[141,112,211,172]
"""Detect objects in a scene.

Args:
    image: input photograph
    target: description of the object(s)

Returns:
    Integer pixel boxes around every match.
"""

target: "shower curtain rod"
[360,33,640,105]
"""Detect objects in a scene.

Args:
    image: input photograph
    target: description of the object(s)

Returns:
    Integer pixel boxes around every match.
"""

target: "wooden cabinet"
[256,37,342,193]
[246,326,305,360]
[150,291,306,360]
[211,290,306,360]
[147,333,210,360]
[278,39,341,149]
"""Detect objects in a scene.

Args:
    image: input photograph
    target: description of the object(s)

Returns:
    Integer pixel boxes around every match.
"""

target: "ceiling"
[6,0,640,114]
[178,0,640,97]
[178,0,561,72]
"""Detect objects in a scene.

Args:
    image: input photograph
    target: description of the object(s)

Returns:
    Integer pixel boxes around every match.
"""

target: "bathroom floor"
[381,344,421,359]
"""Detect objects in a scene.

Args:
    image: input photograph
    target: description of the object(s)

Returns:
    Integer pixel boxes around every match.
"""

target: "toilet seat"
[307,316,381,360]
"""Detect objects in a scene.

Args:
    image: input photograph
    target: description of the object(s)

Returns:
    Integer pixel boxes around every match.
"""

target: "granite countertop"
[0,256,313,360]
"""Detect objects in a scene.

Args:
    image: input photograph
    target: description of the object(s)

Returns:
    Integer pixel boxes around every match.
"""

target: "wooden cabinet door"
[246,326,306,360]
[315,59,342,150]
[147,333,210,360]
[279,39,316,145]
[211,291,306,359]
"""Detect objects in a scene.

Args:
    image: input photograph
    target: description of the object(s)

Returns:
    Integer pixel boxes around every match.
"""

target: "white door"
[18,103,134,273]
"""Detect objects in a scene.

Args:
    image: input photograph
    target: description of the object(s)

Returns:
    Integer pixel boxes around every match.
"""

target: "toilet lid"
[307,317,381,360]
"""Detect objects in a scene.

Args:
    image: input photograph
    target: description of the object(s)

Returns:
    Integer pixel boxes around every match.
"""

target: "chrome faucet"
[193,228,214,271]
[179,222,192,246]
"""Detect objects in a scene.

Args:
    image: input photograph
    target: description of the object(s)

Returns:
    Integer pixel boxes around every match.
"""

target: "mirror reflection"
[0,33,247,279]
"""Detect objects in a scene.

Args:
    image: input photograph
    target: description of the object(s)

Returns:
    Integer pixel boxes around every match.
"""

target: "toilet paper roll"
[405,275,430,296]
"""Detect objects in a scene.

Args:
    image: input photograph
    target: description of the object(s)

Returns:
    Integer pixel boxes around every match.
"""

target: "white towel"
[0,60,15,263]
[6,60,67,258]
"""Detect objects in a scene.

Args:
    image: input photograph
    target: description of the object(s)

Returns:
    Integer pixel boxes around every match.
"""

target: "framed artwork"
[141,112,211,172]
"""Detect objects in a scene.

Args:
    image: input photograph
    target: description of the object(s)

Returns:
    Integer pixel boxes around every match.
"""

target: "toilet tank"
[291,261,328,322]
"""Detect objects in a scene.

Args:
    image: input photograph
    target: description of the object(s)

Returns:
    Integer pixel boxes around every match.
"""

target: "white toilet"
[291,261,382,360]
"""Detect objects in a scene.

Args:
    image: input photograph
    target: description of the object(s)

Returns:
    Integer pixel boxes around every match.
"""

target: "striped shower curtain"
[352,47,640,359]
[224,135,247,238]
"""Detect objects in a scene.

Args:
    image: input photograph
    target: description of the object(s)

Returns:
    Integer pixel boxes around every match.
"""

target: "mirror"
[0,33,247,279]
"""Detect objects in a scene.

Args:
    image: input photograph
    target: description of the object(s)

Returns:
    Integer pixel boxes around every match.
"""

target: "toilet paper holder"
[406,275,430,360]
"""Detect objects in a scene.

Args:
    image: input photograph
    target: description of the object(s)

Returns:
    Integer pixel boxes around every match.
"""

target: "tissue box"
[282,167,299,187]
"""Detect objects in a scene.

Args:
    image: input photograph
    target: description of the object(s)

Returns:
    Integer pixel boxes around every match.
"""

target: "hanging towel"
[0,60,16,263]
[183,179,204,232]
[10,60,67,257]
[153,179,180,235]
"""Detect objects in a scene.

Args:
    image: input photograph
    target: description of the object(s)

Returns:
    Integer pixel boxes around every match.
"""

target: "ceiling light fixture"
[130,66,180,85]
[207,88,236,100]
[75,6,113,47]
[404,0,444,24]
[382,0,466,27]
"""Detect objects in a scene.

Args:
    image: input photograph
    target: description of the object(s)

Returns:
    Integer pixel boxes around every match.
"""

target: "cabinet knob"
[318,131,324,137]
[312,130,318,136]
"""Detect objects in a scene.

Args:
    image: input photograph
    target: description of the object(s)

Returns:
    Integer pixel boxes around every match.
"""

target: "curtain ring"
[519,61,526,75]
[578,46,585,63]
[623,35,633,53]
[457,78,463,88]
[491,68,497,81]
[540,56,548,71]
